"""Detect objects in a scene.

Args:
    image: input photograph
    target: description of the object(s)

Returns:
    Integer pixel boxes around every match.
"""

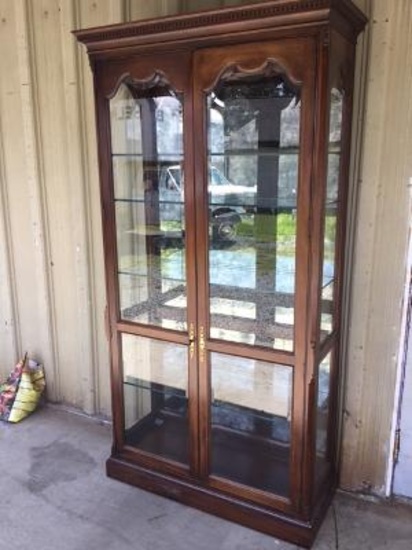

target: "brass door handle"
[189,324,206,361]
[199,326,206,363]
[189,323,195,360]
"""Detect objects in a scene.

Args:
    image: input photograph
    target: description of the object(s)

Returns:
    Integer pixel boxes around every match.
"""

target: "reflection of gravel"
[209,284,293,308]
[209,248,296,293]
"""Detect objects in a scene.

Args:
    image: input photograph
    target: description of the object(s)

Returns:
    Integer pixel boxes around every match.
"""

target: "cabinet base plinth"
[106,455,333,548]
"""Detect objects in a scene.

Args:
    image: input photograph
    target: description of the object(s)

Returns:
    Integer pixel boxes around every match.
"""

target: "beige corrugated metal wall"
[341,0,412,493]
[0,0,411,495]
[0,0,184,416]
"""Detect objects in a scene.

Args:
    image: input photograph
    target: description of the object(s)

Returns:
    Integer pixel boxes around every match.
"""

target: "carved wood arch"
[205,58,302,97]
[107,70,183,101]
[194,38,315,93]
[96,51,191,99]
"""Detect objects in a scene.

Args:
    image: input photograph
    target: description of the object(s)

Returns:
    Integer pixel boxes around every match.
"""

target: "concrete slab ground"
[0,406,411,550]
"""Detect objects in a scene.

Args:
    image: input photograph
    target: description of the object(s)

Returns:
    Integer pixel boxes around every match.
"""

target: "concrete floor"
[0,406,411,550]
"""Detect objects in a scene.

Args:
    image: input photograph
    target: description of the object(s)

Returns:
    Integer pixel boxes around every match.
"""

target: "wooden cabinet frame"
[75,1,366,546]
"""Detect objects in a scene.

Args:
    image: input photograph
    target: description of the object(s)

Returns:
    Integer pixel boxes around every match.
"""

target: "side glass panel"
[207,68,301,350]
[316,352,331,480]
[122,333,189,465]
[110,82,187,331]
[211,353,292,497]
[320,89,343,339]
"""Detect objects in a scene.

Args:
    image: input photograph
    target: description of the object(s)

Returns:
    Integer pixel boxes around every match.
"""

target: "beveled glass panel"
[122,333,189,465]
[207,69,300,350]
[110,82,187,330]
[211,352,292,497]
[316,352,332,480]
[320,90,343,340]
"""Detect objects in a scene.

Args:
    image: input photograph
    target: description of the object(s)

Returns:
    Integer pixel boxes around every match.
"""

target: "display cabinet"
[75,1,366,546]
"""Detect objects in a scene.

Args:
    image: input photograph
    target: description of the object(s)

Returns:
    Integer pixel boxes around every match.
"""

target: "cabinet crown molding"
[74,0,366,55]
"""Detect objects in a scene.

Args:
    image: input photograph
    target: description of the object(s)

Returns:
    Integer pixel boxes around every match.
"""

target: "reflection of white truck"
[159,165,256,240]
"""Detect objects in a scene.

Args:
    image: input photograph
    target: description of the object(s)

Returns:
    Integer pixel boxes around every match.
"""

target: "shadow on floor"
[0,406,411,550]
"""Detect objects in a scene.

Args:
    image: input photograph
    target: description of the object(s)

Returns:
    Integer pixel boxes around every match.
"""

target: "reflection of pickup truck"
[159,165,256,240]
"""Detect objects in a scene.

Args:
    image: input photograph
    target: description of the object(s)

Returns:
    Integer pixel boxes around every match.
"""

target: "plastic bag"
[0,354,46,423]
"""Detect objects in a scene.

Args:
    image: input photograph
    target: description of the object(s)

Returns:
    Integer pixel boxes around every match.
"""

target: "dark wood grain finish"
[107,454,334,548]
[74,0,366,53]
[76,1,366,547]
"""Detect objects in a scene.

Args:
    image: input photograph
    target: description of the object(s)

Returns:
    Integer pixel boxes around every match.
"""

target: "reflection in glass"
[110,82,187,330]
[316,352,331,479]
[207,66,300,350]
[122,334,189,465]
[211,353,292,496]
[321,89,343,339]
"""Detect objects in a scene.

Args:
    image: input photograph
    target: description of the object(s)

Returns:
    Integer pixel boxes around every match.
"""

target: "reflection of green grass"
[238,213,297,255]
[324,215,337,261]
[160,220,183,232]
[324,215,336,242]
[238,213,337,258]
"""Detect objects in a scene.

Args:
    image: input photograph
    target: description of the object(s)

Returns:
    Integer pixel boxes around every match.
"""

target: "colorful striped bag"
[0,354,46,423]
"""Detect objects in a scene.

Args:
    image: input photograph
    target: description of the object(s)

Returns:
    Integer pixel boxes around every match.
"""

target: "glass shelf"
[118,269,186,284]
[111,153,183,158]
[124,378,290,444]
[114,198,184,206]
[208,147,299,157]
[321,278,334,291]
[124,377,186,401]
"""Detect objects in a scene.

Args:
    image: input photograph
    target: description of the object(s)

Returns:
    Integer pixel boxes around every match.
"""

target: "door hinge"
[393,428,401,465]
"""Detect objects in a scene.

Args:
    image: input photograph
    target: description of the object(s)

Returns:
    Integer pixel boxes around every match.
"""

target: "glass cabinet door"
[206,66,300,352]
[111,81,187,331]
[193,41,311,504]
[107,39,312,504]
[108,68,195,469]
[206,67,300,498]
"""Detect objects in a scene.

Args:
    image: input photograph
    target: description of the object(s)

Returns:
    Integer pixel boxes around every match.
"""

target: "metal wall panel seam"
[362,0,412,493]
[124,0,132,21]
[59,0,98,414]
[75,0,127,415]
[75,0,102,413]
[385,0,412,497]
[109,0,125,23]
[338,0,371,477]
[0,108,20,364]
[17,0,60,397]
[340,0,393,491]
[342,0,412,492]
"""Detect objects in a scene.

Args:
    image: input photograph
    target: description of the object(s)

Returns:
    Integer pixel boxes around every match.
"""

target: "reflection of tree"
[329,89,343,144]
[209,75,301,204]
[155,96,183,155]
[326,90,343,203]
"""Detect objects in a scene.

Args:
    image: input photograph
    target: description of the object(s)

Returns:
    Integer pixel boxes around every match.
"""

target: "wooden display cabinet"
[75,1,366,546]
